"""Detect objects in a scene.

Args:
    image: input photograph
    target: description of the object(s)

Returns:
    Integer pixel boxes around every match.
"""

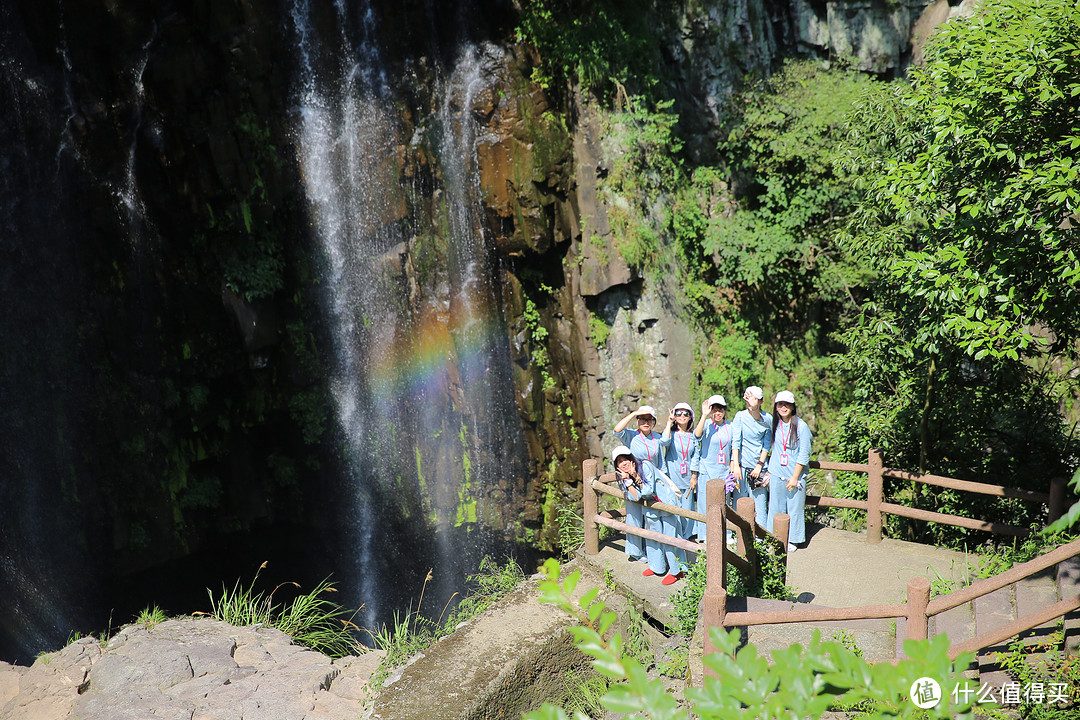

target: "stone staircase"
[918,556,1080,685]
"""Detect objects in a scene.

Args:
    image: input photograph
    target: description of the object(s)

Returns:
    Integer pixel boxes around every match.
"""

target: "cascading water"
[290,0,529,630]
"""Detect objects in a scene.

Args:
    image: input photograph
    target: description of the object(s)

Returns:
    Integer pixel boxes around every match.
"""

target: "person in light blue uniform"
[693,395,734,541]
[765,390,811,552]
[611,445,663,576]
[612,405,663,561]
[731,385,773,527]
[655,402,699,584]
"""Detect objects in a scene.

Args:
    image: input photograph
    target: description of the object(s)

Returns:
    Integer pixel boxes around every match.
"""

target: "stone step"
[925,567,1076,685]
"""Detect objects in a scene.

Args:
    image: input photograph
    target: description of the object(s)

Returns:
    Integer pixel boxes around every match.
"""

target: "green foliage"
[988,630,1080,719]
[206,563,362,659]
[528,558,979,720]
[600,97,682,270]
[708,60,875,317]
[556,501,585,558]
[514,0,664,101]
[136,605,167,629]
[831,0,1080,544]
[587,312,611,348]
[845,0,1080,363]
[671,552,708,638]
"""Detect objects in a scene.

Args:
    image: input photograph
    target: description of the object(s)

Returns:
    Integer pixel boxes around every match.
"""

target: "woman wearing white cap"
[732,386,773,527]
[693,395,734,541]
[653,403,699,584]
[613,405,663,561]
[766,390,811,551]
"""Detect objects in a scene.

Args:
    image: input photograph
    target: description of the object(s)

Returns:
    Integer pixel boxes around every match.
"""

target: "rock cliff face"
[0,0,959,661]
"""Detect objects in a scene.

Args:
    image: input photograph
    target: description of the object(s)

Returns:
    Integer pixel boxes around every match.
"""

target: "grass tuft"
[206,562,363,659]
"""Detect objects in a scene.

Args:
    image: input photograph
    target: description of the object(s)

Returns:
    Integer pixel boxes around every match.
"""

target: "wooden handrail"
[592,514,701,554]
[883,468,1051,504]
[927,537,1080,615]
[724,603,903,626]
[591,477,702,523]
[805,496,869,510]
[880,502,1029,537]
[948,594,1080,660]
[809,460,871,473]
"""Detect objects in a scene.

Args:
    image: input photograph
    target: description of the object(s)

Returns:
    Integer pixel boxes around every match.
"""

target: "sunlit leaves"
[846,0,1080,361]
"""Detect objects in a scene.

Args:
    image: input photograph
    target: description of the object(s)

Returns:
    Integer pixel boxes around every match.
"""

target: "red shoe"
[661,572,683,586]
[643,568,656,577]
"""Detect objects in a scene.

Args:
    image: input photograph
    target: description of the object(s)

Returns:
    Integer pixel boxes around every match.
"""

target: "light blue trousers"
[741,465,769,528]
[624,500,645,559]
[766,476,806,544]
[695,465,726,540]
[646,484,689,576]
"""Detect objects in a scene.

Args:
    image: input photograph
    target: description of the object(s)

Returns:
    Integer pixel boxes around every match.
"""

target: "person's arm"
[694,401,709,438]
[613,409,639,434]
[786,463,805,491]
[751,413,772,480]
[659,409,674,446]
[689,434,701,490]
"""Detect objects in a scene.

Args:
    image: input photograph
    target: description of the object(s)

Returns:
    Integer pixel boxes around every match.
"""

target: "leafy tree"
[845,0,1080,362]
[832,0,1079,540]
[514,0,663,101]
[671,60,875,432]
[706,59,876,323]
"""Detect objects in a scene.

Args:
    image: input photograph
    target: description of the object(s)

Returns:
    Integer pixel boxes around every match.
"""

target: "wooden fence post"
[736,496,758,583]
[867,448,884,544]
[774,513,790,550]
[1049,477,1067,525]
[905,576,931,651]
[582,459,600,555]
[707,478,726,588]
[702,586,727,671]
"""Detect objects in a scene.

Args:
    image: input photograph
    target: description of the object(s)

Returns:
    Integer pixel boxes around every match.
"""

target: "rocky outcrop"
[0,618,384,720]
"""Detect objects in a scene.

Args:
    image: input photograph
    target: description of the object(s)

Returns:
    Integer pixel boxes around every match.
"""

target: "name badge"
[717,452,723,464]
[780,454,789,466]
[679,462,688,475]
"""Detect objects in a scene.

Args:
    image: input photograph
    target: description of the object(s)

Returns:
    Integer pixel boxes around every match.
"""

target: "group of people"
[609,386,811,585]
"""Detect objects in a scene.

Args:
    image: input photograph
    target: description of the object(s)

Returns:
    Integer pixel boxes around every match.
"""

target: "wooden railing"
[580,449,1077,663]
[809,449,1068,543]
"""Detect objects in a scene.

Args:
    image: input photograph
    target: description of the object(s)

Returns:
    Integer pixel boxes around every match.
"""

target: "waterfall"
[289,1,528,631]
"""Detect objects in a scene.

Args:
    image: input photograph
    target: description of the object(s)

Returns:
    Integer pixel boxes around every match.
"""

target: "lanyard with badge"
[640,431,657,466]
[779,421,791,466]
[677,432,691,475]
[714,422,730,465]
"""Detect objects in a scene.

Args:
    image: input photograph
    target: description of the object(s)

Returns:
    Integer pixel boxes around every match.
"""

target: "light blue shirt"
[658,429,700,489]
[732,409,773,468]
[698,420,734,469]
[767,417,812,487]
[614,428,664,470]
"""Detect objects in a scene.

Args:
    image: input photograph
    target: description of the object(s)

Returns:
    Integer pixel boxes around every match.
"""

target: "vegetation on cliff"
[520,0,1079,549]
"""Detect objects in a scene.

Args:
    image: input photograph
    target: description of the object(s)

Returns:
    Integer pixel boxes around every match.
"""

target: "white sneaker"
[787,543,797,553]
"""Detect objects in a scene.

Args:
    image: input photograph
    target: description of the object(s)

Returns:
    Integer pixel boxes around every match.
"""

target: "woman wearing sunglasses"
[652,403,699,584]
